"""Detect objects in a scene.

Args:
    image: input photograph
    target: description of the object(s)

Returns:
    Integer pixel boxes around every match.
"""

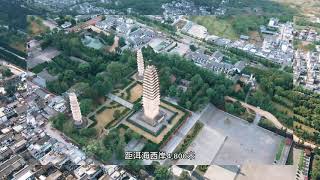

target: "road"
[44,123,74,148]
[0,60,26,75]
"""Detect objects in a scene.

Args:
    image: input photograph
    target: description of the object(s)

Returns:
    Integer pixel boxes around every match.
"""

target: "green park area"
[50,113,142,163]
[240,66,320,146]
[37,31,223,163]
[27,16,50,37]
[190,16,238,40]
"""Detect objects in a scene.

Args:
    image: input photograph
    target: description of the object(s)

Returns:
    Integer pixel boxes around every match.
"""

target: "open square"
[182,104,284,165]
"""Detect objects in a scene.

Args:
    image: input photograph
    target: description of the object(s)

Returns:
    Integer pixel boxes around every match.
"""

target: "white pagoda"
[69,92,83,127]
[142,65,161,126]
[136,49,145,79]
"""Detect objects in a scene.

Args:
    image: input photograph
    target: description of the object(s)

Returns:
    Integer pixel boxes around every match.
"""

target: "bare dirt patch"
[128,83,143,103]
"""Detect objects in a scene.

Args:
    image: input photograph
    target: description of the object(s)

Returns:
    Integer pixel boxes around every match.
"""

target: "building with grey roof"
[32,69,58,88]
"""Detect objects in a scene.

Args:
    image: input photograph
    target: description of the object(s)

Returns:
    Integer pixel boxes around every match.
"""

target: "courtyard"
[123,101,186,144]
[94,101,129,134]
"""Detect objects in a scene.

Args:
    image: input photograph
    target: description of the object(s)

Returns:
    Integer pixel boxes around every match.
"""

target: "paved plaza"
[176,126,226,165]
[185,104,283,165]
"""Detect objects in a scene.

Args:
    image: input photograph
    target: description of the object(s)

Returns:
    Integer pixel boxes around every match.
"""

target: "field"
[190,16,264,41]
[190,16,238,40]
[273,0,320,18]
[27,16,49,37]
[294,121,318,135]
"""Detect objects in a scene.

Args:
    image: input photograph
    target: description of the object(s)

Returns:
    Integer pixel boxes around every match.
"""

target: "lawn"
[275,139,285,161]
[95,102,128,133]
[190,16,238,40]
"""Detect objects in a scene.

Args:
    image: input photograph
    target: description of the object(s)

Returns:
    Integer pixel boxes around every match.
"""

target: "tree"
[78,63,91,75]
[119,37,126,47]
[312,155,320,180]
[50,113,67,131]
[62,69,76,85]
[133,102,142,111]
[168,85,177,97]
[79,128,97,138]
[3,68,12,77]
[190,44,197,52]
[186,101,192,109]
[92,79,112,99]
[178,171,191,180]
[5,84,16,96]
[113,109,121,120]
[115,138,125,159]
[80,99,93,115]
[155,165,171,180]
[225,102,235,113]
[107,62,126,82]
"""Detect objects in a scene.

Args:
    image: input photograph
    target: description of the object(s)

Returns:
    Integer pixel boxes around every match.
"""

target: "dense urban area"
[0,0,320,180]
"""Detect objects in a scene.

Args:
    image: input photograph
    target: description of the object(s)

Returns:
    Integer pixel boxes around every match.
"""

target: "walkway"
[107,93,133,109]
[0,46,26,60]
[86,99,112,118]
[161,104,211,155]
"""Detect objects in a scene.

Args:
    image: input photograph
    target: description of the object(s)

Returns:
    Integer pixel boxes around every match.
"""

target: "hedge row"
[175,122,203,154]
[104,108,131,129]
[87,116,97,128]
[0,41,26,57]
[126,117,166,137]
[0,48,26,68]
[258,118,289,137]
[160,111,190,147]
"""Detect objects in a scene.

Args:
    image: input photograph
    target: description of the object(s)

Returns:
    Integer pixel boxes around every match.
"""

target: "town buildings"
[294,51,320,93]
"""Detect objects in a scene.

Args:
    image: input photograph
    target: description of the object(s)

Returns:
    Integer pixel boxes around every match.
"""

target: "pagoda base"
[74,118,88,129]
[128,107,175,136]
